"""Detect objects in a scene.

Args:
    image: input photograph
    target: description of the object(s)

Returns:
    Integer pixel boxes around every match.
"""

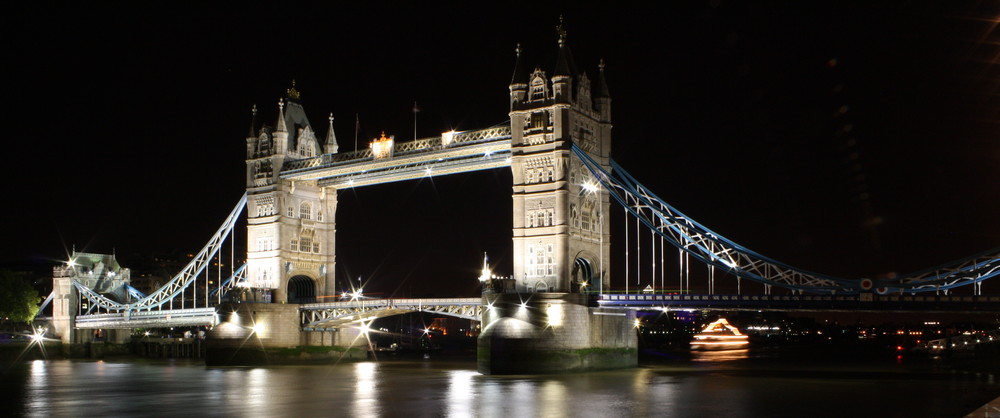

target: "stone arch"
[534,280,549,293]
[572,256,597,293]
[287,275,316,304]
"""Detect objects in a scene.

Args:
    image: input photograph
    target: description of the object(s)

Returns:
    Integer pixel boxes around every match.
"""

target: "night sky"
[5,3,998,296]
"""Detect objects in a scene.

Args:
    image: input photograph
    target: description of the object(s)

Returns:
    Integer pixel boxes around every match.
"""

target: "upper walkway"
[280,125,512,188]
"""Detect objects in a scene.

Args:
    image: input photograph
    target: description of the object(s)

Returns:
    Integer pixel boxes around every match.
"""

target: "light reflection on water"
[353,362,379,417]
[446,370,477,417]
[3,356,1000,417]
[690,349,750,362]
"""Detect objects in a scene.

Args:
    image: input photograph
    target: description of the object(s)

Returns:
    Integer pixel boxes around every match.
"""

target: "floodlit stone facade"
[508,34,613,293]
[245,83,339,304]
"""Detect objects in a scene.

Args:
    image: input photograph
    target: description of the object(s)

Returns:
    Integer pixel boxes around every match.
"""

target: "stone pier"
[205,302,366,366]
[477,293,637,374]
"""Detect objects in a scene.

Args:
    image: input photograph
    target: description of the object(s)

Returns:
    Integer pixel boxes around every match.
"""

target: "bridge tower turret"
[480,21,634,375]
[508,24,612,294]
[244,82,337,304]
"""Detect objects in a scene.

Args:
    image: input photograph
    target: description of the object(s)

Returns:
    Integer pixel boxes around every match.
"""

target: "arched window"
[299,202,311,220]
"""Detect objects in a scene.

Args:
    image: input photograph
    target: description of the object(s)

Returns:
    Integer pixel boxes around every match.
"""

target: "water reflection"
[446,370,477,417]
[26,360,48,413]
[246,368,269,413]
[690,349,750,362]
[5,357,997,417]
[537,380,568,418]
[352,362,378,417]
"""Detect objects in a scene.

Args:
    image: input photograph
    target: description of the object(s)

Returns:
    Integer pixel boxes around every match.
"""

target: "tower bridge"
[46,30,1000,373]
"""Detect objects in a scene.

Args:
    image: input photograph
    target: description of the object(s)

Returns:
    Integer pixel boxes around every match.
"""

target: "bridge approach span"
[300,298,482,330]
[600,293,1000,313]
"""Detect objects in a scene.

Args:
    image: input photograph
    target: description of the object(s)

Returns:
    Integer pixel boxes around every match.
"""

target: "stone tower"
[508,26,613,294]
[479,23,634,375]
[244,83,338,303]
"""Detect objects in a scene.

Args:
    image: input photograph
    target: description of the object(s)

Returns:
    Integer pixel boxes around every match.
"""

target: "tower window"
[530,112,546,129]
[528,243,554,277]
[300,202,312,220]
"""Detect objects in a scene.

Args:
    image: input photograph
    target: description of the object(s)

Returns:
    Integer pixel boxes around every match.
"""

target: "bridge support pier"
[205,303,366,366]
[477,293,637,375]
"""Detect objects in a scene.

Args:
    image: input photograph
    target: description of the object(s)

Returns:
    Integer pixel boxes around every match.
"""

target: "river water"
[2,349,998,417]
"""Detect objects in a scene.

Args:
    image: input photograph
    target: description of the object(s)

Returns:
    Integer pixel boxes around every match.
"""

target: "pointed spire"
[325,112,339,154]
[510,43,528,86]
[554,15,576,78]
[248,104,258,137]
[596,59,611,98]
[276,98,287,132]
[556,15,567,46]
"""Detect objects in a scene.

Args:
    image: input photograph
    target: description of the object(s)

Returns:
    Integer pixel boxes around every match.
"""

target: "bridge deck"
[75,308,217,329]
[600,293,1000,312]
[300,298,482,329]
[67,293,1000,331]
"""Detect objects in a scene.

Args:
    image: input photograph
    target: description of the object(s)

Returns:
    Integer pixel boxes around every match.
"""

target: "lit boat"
[690,318,749,350]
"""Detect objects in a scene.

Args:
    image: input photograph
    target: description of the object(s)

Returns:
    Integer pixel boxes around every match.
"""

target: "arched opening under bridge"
[287,275,316,304]
[573,257,596,293]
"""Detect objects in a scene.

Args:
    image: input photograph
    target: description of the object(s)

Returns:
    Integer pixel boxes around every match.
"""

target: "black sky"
[4,2,999,296]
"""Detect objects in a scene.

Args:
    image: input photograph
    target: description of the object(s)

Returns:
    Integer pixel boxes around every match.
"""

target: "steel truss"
[75,308,217,329]
[74,193,248,313]
[300,298,482,330]
[572,145,1000,294]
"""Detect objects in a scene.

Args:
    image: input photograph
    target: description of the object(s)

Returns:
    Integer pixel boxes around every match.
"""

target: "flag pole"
[412,101,420,141]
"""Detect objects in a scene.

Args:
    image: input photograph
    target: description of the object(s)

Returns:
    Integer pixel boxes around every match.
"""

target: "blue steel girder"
[73,193,247,312]
[210,263,248,297]
[885,249,1000,293]
[300,298,482,329]
[571,145,1000,294]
